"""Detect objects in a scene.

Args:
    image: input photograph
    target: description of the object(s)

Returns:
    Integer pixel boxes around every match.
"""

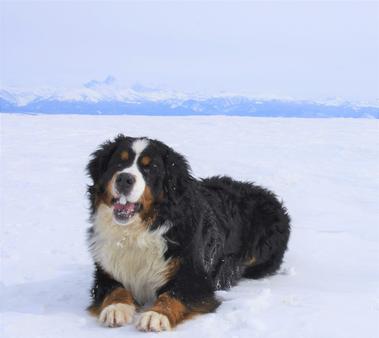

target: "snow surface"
[1,114,378,338]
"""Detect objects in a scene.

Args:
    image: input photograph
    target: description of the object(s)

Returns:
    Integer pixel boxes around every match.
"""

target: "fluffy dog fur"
[86,135,290,331]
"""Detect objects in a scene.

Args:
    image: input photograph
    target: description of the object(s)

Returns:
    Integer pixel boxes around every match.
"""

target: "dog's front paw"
[99,303,135,327]
[136,311,171,332]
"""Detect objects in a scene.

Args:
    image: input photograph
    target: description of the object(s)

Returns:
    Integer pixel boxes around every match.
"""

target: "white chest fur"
[90,204,171,305]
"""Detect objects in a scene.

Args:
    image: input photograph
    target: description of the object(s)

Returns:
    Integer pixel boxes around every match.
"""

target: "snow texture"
[1,114,378,338]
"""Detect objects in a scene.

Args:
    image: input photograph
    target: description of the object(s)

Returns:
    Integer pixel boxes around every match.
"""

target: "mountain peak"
[84,75,116,89]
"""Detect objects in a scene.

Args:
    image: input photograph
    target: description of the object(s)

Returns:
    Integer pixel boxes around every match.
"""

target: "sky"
[1,1,378,103]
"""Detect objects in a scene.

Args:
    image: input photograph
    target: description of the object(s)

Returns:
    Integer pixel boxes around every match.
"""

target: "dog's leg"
[96,287,136,327]
[88,264,136,327]
[136,267,220,332]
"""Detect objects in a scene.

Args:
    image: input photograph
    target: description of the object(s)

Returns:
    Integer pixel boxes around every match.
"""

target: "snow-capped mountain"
[1,78,378,117]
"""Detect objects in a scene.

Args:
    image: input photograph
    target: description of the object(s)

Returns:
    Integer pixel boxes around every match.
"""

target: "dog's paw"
[99,303,135,327]
[136,311,171,332]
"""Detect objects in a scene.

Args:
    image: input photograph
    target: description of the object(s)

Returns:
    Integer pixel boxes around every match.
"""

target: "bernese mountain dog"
[86,135,290,332]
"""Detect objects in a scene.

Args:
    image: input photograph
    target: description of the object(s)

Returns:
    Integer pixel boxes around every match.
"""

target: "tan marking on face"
[88,287,135,316]
[94,177,116,209]
[139,186,156,223]
[99,174,117,207]
[121,151,129,161]
[141,155,151,166]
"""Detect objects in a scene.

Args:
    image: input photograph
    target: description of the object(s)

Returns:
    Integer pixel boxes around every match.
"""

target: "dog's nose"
[115,173,136,194]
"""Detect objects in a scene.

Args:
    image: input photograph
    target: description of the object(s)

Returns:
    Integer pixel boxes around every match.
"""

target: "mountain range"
[1,80,378,118]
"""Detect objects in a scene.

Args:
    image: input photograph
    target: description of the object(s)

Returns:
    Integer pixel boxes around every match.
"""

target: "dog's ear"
[162,145,192,203]
[87,135,124,183]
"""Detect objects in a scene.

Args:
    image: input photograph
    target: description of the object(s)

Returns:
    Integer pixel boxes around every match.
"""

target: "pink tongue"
[114,202,135,213]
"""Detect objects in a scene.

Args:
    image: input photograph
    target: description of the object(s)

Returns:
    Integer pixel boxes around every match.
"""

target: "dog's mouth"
[112,196,141,224]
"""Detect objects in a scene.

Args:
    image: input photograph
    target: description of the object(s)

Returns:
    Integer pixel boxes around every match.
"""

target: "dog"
[86,135,290,332]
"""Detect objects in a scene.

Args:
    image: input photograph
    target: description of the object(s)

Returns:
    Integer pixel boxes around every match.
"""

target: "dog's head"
[87,135,191,226]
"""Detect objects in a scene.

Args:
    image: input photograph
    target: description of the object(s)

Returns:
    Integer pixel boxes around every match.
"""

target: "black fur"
[87,135,290,316]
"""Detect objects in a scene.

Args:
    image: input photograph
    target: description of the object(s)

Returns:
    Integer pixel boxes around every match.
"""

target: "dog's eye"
[141,165,151,174]
[141,162,157,174]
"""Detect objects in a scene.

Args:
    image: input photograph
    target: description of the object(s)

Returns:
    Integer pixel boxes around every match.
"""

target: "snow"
[0,84,193,106]
[1,114,378,338]
[1,83,379,117]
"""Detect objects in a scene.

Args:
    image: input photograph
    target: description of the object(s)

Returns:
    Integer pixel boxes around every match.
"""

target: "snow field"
[1,114,378,338]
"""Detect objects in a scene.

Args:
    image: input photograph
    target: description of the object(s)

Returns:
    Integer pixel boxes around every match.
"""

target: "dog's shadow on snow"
[0,264,92,316]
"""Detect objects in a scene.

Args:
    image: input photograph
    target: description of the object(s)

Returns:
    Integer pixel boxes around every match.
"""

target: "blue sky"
[1,1,378,103]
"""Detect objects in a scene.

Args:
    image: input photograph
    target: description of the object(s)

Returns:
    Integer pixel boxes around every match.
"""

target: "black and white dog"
[86,135,290,331]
